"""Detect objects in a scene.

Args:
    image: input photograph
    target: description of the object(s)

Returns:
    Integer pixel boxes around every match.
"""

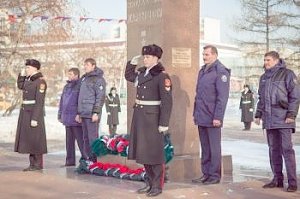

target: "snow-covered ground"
[1,98,300,173]
[0,105,127,143]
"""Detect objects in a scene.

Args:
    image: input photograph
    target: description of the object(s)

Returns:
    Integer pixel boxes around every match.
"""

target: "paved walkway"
[1,130,300,199]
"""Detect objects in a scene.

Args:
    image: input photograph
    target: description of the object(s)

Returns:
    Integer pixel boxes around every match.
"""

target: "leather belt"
[22,100,36,105]
[135,99,161,106]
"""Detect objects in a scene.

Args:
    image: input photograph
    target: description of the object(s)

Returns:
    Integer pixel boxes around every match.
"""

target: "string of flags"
[7,14,126,24]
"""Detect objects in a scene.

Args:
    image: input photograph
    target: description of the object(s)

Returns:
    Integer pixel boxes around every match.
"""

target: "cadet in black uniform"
[125,44,173,197]
[105,87,121,135]
[15,59,47,171]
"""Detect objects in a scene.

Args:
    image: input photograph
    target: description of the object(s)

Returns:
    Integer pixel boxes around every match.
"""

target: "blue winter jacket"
[193,60,231,127]
[78,67,106,118]
[58,79,81,126]
[255,59,300,130]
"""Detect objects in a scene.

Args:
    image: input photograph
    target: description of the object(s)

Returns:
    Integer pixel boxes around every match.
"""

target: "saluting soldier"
[125,44,173,197]
[105,87,121,135]
[14,59,47,171]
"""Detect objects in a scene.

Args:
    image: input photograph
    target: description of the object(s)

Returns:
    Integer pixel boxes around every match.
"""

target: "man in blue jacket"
[58,68,86,166]
[76,58,106,163]
[255,51,300,192]
[192,45,230,185]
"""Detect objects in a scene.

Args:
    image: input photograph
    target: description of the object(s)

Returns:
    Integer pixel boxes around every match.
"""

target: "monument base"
[97,154,232,182]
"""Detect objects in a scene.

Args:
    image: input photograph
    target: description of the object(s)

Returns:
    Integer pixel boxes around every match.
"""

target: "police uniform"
[193,59,230,184]
[14,59,47,171]
[125,44,172,196]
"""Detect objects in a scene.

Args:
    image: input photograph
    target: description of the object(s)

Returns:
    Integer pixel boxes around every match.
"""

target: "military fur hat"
[25,59,41,70]
[141,44,163,59]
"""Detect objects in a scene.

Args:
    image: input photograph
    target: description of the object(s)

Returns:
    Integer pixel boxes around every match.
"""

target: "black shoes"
[262,180,284,188]
[147,188,162,197]
[23,166,42,171]
[203,178,220,185]
[137,184,151,194]
[286,185,297,192]
[192,175,209,183]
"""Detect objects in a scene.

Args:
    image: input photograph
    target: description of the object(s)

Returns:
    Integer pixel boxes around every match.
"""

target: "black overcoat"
[105,94,121,125]
[14,72,47,154]
[125,61,172,165]
[239,91,254,122]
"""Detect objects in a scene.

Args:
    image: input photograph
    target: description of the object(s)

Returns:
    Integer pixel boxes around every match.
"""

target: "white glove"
[31,120,38,127]
[249,108,254,112]
[21,69,26,76]
[158,126,169,133]
[107,112,111,115]
[130,55,141,65]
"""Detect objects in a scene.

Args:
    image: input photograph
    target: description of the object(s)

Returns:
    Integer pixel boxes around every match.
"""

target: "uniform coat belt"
[22,100,36,105]
[242,101,251,104]
[135,99,161,105]
[108,104,118,107]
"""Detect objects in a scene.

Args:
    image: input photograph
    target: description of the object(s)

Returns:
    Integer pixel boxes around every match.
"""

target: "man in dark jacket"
[76,58,106,163]
[125,44,172,197]
[255,51,300,192]
[58,68,86,166]
[15,59,47,171]
[192,45,230,185]
[105,87,121,136]
[239,84,254,130]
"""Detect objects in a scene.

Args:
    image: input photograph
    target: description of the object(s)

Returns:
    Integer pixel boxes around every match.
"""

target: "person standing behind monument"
[14,59,47,171]
[105,87,121,136]
[255,51,300,192]
[76,58,106,163]
[125,44,173,197]
[58,68,87,166]
[192,45,230,185]
[239,84,254,131]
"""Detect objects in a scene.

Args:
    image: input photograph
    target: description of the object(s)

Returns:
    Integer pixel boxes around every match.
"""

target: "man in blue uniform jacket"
[255,51,300,192]
[192,45,230,185]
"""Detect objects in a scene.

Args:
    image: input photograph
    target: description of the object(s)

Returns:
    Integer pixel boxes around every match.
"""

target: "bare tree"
[232,0,300,82]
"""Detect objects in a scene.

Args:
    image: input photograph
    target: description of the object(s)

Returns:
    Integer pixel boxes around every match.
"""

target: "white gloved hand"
[130,55,141,65]
[21,69,26,76]
[249,108,254,112]
[107,112,111,115]
[158,126,169,133]
[31,120,38,127]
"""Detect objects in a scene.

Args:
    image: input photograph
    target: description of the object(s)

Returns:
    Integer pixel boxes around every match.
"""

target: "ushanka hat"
[141,44,163,59]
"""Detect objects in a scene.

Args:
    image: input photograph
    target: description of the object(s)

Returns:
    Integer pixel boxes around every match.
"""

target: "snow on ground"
[0,105,127,143]
[1,98,300,173]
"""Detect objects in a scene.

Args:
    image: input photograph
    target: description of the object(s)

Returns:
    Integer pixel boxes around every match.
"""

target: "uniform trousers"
[29,154,43,168]
[243,122,251,130]
[266,128,297,186]
[81,118,99,162]
[144,164,165,190]
[109,124,117,135]
[198,126,221,180]
[65,126,86,165]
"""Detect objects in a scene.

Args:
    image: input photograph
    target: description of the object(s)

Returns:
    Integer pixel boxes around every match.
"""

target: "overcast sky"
[77,0,241,43]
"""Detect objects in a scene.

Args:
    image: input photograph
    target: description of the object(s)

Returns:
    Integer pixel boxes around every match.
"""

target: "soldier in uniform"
[105,87,121,136]
[239,84,254,130]
[192,45,230,185]
[14,59,47,171]
[255,51,300,192]
[125,44,172,197]
[76,58,106,163]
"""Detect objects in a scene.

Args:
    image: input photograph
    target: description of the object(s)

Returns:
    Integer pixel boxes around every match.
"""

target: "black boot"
[262,179,283,188]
